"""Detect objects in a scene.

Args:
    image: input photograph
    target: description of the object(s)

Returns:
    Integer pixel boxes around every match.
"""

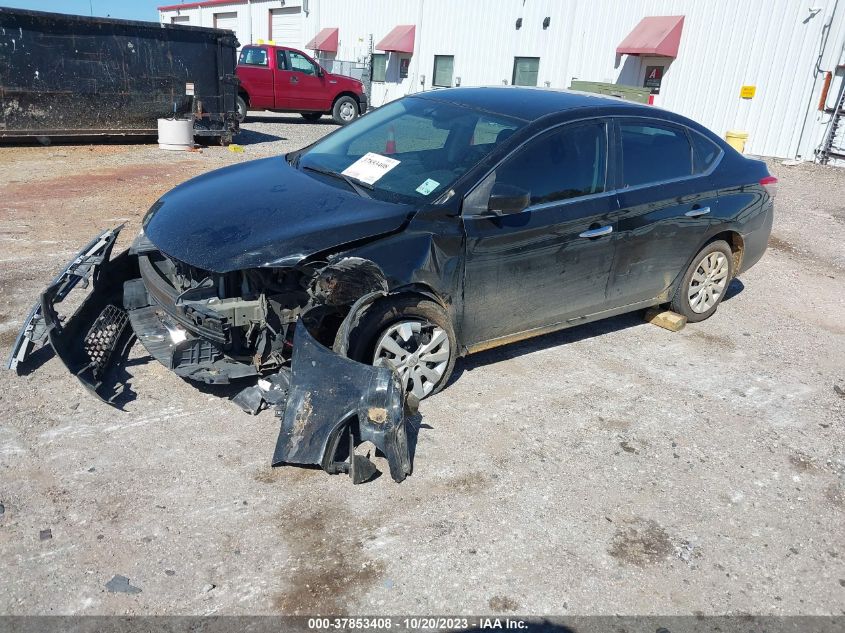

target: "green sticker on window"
[416,178,440,195]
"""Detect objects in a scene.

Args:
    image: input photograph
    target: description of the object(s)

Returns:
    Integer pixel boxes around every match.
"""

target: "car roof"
[413,86,649,122]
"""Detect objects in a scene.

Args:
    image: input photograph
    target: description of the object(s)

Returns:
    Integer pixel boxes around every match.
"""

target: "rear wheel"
[235,96,248,123]
[345,297,457,400]
[332,96,359,125]
[301,112,323,122]
[671,240,734,322]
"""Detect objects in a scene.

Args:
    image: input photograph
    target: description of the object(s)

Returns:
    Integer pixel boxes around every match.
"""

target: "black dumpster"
[0,7,240,144]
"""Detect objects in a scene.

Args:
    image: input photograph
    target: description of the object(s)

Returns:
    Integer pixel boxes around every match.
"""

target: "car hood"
[142,156,413,273]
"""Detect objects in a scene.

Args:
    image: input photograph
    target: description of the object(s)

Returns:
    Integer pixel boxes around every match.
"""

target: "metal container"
[0,7,240,144]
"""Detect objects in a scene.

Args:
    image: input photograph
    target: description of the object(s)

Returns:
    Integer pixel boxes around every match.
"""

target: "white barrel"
[157,117,194,150]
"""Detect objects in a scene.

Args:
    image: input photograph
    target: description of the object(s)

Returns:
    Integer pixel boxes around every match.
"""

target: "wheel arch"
[332,285,451,357]
[707,230,745,274]
[333,91,364,112]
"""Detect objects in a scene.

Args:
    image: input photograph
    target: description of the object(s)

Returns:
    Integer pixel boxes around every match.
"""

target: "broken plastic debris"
[105,575,142,594]
[228,144,244,153]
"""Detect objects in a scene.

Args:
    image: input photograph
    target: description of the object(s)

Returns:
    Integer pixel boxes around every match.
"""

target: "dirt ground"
[0,114,843,616]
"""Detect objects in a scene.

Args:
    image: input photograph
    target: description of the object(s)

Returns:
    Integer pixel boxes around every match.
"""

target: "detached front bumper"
[7,225,137,402]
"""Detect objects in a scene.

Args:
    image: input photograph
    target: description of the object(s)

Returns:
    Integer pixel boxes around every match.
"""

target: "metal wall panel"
[160,0,845,159]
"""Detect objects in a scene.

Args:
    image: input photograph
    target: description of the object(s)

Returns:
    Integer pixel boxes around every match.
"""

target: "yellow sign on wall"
[740,85,757,99]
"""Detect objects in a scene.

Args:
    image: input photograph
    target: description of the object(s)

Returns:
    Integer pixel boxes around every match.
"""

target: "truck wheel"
[236,96,247,123]
[332,96,359,125]
[301,112,323,122]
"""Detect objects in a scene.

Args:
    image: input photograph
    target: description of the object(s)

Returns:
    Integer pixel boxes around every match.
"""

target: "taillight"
[760,175,778,199]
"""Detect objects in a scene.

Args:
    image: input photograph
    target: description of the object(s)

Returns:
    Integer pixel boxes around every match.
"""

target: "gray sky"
[2,0,166,22]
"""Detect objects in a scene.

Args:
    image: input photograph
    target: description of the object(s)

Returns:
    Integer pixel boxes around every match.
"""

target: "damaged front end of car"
[8,225,412,484]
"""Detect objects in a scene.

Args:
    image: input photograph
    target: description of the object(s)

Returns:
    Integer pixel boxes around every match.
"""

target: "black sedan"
[9,87,775,482]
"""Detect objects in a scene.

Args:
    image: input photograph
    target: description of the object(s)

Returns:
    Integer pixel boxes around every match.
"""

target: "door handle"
[685,206,711,217]
[579,225,613,238]
[290,76,299,84]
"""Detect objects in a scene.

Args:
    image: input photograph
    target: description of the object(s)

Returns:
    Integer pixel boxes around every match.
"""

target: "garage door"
[270,7,302,46]
[214,11,238,33]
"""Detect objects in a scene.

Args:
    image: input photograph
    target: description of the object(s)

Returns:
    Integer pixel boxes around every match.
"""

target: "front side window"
[491,121,607,207]
[433,55,454,87]
[238,46,268,67]
[288,51,318,75]
[512,57,539,86]
[299,97,524,203]
[371,53,387,83]
[620,122,693,187]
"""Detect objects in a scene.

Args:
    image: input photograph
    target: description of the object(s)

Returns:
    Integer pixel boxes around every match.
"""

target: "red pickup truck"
[236,44,368,125]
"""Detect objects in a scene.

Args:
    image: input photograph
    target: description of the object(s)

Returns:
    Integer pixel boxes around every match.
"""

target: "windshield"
[298,97,525,203]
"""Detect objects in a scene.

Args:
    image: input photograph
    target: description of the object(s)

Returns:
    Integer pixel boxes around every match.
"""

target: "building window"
[512,57,539,87]
[371,53,387,83]
[170,15,190,25]
[433,55,454,87]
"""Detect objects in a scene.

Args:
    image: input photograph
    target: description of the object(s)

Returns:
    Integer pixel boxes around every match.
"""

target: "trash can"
[725,130,749,153]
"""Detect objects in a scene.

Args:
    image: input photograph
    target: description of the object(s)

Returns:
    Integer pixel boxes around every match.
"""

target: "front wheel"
[670,240,734,322]
[235,96,248,123]
[345,297,457,400]
[332,96,359,125]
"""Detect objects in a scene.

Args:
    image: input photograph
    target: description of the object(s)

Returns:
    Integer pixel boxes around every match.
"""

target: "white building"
[159,0,845,162]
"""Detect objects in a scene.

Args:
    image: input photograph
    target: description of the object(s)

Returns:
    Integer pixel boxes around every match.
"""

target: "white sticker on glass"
[415,178,440,195]
[341,152,400,185]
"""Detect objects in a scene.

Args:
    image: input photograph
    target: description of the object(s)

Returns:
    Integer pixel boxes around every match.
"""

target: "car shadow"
[244,114,338,126]
[233,128,286,145]
[723,277,745,301]
[446,310,646,388]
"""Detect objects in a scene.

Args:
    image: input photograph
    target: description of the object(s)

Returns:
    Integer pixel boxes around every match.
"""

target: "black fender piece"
[272,320,411,483]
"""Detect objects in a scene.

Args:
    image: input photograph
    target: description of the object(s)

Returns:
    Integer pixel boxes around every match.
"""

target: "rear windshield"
[238,47,268,66]
[299,97,525,204]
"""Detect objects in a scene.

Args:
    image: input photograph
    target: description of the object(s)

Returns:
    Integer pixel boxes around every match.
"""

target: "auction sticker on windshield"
[342,152,400,185]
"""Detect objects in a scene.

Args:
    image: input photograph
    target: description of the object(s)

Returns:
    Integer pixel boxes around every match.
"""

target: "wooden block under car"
[644,308,687,332]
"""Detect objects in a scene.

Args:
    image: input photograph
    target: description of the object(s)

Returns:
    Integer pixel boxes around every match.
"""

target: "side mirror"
[487,183,530,215]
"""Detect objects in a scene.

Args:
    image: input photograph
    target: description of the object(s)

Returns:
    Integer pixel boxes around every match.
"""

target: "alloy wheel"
[373,320,451,400]
[688,251,729,313]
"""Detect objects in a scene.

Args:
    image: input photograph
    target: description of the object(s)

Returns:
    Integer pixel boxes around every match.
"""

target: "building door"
[214,11,237,33]
[270,7,302,46]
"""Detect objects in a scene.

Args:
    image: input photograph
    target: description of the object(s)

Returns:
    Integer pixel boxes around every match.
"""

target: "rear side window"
[494,121,607,206]
[238,47,268,66]
[620,122,692,187]
[690,131,722,173]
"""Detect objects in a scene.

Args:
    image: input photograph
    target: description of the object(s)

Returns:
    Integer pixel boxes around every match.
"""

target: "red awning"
[376,25,416,53]
[616,16,685,58]
[306,27,339,53]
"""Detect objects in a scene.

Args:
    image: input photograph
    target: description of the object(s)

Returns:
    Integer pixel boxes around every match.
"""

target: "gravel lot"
[0,112,843,616]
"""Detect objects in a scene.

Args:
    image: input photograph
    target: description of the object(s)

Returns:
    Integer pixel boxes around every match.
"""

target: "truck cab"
[236,44,367,125]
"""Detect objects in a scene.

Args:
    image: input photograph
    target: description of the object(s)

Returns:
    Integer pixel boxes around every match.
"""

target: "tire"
[235,96,247,123]
[670,240,734,323]
[332,95,359,125]
[345,297,457,400]
[301,112,323,122]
